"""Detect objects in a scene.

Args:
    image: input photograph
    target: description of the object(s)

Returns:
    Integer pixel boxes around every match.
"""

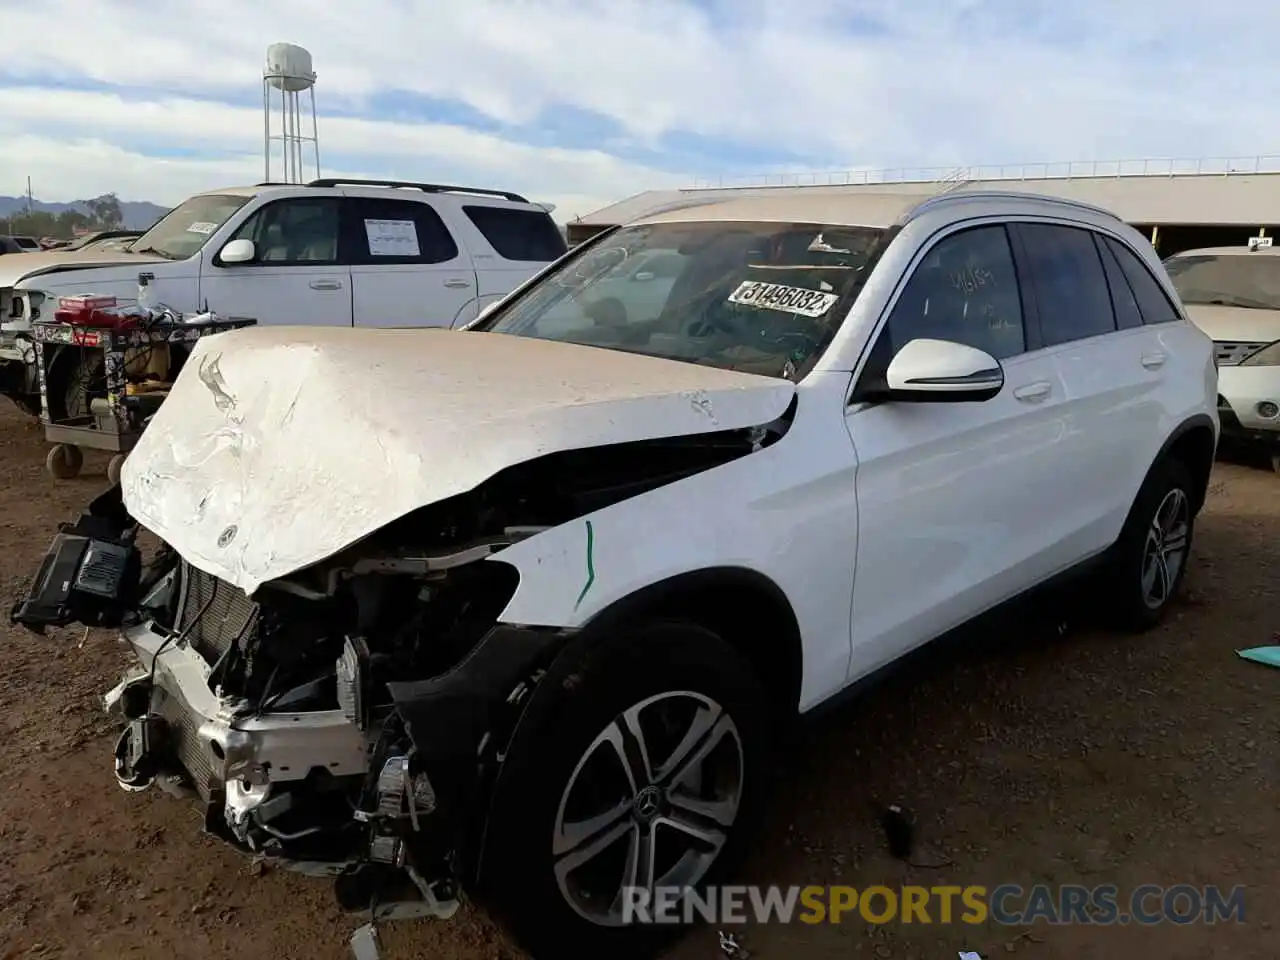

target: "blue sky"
[0,0,1273,221]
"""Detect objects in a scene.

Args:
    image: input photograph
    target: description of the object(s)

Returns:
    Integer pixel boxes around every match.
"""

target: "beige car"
[1165,244,1280,469]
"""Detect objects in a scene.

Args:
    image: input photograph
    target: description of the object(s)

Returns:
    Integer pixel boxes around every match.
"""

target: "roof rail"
[306,178,529,203]
[909,188,1123,223]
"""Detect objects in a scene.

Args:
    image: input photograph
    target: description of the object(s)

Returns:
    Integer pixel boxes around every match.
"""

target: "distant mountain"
[0,196,170,231]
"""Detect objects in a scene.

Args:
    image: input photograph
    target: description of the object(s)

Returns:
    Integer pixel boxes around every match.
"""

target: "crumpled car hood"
[121,326,795,595]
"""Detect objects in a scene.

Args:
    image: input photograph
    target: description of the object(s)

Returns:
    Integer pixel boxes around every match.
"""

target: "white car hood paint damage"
[121,326,795,595]
[0,249,166,288]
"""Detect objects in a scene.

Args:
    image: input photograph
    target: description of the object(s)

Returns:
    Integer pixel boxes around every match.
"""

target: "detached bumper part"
[10,532,138,632]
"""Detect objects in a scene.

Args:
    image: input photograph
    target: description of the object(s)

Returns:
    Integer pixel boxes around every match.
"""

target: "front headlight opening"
[1241,340,1280,367]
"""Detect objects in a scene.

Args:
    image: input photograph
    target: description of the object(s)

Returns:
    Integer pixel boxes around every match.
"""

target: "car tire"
[1104,456,1196,631]
[478,620,771,960]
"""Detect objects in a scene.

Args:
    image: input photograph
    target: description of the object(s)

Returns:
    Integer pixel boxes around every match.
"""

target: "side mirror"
[883,338,1004,402]
[219,239,256,264]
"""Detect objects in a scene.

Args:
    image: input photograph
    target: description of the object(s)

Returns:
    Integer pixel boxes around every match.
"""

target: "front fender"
[488,375,861,712]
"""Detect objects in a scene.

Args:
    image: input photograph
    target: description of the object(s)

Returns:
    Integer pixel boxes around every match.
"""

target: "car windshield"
[478,220,889,379]
[129,194,251,261]
[1164,252,1280,310]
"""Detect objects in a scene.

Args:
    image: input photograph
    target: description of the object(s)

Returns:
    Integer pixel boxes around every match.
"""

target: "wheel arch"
[579,565,805,719]
[1152,414,1217,514]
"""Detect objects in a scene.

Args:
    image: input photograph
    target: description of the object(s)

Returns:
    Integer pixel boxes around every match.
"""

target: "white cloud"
[0,88,686,219]
[0,0,1277,216]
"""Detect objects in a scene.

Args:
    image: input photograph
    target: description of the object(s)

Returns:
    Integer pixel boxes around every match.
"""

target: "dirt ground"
[1,398,1277,960]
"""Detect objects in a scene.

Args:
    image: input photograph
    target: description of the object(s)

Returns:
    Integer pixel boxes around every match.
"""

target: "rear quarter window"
[464,206,567,263]
[1104,237,1181,324]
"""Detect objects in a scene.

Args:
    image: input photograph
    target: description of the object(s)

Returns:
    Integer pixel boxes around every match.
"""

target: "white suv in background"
[14,189,1219,960]
[0,178,566,415]
[1164,243,1280,469]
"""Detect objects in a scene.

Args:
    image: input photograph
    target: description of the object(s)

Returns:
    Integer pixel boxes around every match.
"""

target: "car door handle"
[309,280,343,291]
[1141,351,1167,370]
[443,278,473,289]
[1013,381,1052,403]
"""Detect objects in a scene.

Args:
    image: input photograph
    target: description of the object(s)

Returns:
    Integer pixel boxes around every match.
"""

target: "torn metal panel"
[120,325,795,595]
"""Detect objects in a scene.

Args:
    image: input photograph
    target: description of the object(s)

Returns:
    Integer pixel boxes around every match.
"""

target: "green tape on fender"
[574,519,596,611]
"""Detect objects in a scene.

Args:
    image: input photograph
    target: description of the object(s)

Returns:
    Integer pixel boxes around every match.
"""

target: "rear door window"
[463,206,567,263]
[1015,223,1116,347]
[1105,237,1181,324]
[345,197,460,265]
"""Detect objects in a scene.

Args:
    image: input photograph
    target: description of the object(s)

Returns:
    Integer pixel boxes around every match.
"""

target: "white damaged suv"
[12,189,1218,958]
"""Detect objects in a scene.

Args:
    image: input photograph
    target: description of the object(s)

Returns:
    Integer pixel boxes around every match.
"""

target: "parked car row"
[0,177,568,417]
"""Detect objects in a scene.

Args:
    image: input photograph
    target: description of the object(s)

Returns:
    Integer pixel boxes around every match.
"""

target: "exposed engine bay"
[9,414,790,929]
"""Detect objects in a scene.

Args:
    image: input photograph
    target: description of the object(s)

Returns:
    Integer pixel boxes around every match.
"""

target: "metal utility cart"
[33,311,255,483]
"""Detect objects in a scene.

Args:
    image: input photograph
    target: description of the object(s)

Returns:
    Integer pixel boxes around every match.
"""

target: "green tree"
[3,210,56,238]
[55,209,90,235]
[85,193,123,229]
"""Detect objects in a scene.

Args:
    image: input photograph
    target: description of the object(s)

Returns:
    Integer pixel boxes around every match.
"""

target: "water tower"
[262,42,321,183]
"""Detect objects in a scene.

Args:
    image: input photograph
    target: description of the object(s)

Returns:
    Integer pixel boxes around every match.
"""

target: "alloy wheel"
[551,690,744,926]
[1141,486,1190,610]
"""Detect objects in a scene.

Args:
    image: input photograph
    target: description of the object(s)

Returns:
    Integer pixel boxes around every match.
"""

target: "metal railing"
[689,155,1280,190]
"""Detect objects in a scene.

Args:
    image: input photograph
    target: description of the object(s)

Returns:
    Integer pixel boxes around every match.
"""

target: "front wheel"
[479,621,771,959]
[1104,457,1196,630]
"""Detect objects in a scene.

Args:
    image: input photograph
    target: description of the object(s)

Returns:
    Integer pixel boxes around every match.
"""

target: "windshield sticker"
[186,221,219,235]
[365,219,421,257]
[727,280,839,318]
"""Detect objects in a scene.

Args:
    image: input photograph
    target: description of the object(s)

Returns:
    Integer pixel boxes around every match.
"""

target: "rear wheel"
[1104,457,1196,630]
[479,621,770,959]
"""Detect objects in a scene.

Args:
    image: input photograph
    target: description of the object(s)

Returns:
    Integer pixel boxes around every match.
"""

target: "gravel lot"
[1,398,1276,960]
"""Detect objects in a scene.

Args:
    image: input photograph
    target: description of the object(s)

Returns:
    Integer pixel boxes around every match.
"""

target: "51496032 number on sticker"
[727,281,839,318]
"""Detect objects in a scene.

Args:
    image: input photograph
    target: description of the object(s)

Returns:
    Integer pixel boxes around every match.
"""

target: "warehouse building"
[567,156,1280,256]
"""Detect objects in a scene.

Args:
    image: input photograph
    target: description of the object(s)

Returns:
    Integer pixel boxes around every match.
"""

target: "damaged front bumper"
[104,621,367,804]
[11,500,571,926]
